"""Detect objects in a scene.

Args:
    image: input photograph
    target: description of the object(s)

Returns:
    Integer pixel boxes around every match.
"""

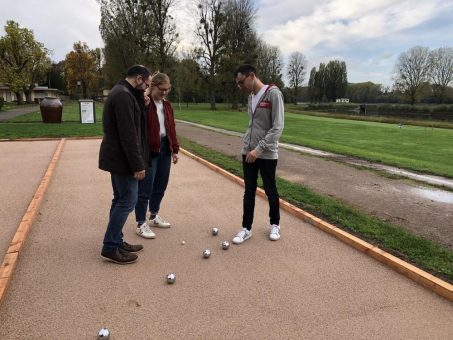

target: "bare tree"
[393,46,431,105]
[195,0,225,110]
[256,40,284,88]
[429,47,453,103]
[287,52,307,104]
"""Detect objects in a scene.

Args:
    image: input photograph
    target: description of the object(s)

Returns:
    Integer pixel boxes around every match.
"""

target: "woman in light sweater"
[135,72,180,239]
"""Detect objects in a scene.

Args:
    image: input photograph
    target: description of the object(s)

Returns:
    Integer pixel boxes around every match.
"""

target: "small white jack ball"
[221,241,230,250]
[181,240,186,245]
[97,328,110,339]
[212,228,219,236]
[167,273,176,284]
[203,249,211,258]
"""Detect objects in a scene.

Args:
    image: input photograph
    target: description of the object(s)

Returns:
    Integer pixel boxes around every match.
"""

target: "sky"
[1,0,453,86]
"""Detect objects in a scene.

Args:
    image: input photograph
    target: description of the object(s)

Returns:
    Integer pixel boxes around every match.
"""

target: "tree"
[307,67,317,103]
[313,63,327,102]
[287,52,307,104]
[346,82,382,103]
[65,41,99,98]
[195,0,226,110]
[0,20,50,104]
[46,61,66,92]
[393,46,431,105]
[149,0,179,72]
[256,40,284,89]
[172,51,204,105]
[218,0,258,109]
[98,0,155,85]
[325,60,347,101]
[429,47,453,103]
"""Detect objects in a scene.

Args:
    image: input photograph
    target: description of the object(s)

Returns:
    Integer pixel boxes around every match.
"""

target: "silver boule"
[212,227,219,236]
[167,273,176,284]
[97,328,110,339]
[203,249,211,258]
[221,241,230,250]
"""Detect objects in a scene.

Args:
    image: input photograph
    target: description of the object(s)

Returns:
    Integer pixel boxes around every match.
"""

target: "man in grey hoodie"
[232,64,284,244]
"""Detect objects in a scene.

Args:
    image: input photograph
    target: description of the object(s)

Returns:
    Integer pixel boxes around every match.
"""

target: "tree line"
[1,1,453,107]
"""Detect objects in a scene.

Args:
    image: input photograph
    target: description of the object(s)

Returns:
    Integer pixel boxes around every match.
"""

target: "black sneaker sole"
[101,255,138,264]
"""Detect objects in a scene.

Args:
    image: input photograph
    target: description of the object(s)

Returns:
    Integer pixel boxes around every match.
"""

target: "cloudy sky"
[2,0,453,86]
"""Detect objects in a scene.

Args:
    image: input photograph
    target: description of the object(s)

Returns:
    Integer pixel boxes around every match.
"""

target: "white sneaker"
[149,215,171,228]
[136,222,156,239]
[269,224,280,241]
[232,228,252,244]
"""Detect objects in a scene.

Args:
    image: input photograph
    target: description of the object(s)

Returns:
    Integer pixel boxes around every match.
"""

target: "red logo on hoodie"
[258,101,271,109]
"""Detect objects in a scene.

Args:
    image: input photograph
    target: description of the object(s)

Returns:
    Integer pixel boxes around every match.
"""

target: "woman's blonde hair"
[150,71,171,89]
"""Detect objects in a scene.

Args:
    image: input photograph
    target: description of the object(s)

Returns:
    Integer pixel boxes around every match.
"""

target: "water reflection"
[412,188,453,203]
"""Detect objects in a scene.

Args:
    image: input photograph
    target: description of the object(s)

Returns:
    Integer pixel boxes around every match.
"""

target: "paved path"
[177,120,453,189]
[0,105,39,122]
[0,140,59,257]
[176,121,453,250]
[0,139,452,339]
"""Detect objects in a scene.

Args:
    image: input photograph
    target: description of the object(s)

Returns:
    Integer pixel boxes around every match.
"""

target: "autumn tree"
[0,20,50,104]
[287,52,307,104]
[65,41,99,98]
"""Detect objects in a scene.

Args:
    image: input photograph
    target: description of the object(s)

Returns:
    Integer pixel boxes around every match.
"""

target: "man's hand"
[144,94,151,107]
[245,149,259,163]
[133,170,146,180]
[172,153,179,164]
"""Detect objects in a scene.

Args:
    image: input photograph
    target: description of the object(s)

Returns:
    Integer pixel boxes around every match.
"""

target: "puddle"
[411,188,453,203]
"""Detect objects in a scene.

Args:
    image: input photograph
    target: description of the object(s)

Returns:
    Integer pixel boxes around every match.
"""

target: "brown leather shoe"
[121,241,143,252]
[101,248,138,264]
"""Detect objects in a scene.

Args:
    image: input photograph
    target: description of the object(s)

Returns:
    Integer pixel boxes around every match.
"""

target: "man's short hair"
[234,64,257,78]
[127,64,151,79]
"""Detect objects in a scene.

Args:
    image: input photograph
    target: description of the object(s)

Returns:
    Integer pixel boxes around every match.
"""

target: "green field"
[0,101,103,138]
[174,104,453,178]
[2,102,453,178]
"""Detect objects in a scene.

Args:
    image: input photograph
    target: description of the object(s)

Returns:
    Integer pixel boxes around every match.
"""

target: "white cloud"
[1,0,103,61]
[262,0,449,53]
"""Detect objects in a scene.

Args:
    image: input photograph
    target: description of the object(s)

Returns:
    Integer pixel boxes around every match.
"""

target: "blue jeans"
[135,137,172,223]
[103,174,138,252]
[242,155,280,230]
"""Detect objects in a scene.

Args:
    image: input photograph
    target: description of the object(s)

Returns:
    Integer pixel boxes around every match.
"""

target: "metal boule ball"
[221,241,230,250]
[97,328,110,339]
[167,273,176,284]
[203,249,211,258]
[212,227,219,236]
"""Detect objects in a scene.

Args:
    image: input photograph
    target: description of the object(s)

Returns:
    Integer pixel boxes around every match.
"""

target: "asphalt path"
[0,139,452,339]
[0,105,40,122]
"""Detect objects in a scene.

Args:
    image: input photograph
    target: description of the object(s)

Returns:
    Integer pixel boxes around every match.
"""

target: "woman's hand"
[172,153,179,164]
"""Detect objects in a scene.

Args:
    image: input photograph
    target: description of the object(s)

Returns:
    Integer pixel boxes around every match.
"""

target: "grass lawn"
[174,104,453,178]
[0,101,103,138]
[178,136,453,282]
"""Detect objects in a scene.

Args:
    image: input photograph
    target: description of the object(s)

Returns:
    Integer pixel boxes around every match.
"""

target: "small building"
[0,84,62,103]
[336,98,350,103]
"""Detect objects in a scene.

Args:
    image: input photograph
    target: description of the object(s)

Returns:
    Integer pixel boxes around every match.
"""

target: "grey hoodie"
[241,85,284,159]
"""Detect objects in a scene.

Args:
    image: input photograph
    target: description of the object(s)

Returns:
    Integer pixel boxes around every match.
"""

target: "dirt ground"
[176,122,453,250]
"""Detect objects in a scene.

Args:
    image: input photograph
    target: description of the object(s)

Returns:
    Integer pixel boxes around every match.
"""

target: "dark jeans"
[103,173,138,252]
[135,137,172,223]
[242,155,280,230]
